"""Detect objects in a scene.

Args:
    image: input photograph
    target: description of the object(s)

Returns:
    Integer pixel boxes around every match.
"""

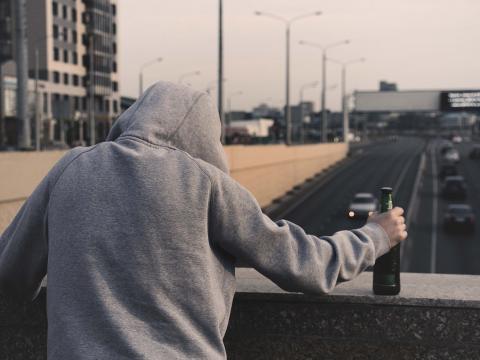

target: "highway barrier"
[0,143,347,232]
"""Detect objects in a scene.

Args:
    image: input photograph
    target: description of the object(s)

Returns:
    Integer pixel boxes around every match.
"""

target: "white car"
[444,149,460,163]
[347,193,378,219]
[452,136,463,144]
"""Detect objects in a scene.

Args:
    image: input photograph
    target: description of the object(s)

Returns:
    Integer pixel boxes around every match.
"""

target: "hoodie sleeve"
[0,148,90,301]
[209,170,391,295]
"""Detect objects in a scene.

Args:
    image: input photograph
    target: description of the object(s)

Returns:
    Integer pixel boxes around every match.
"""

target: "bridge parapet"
[1,270,479,359]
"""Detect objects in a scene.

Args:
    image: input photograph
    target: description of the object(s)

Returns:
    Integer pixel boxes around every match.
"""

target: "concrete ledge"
[224,270,480,359]
[1,270,479,359]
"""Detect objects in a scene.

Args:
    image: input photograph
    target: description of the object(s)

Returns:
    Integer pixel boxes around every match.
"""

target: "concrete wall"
[1,270,479,359]
[0,143,347,232]
[225,143,347,208]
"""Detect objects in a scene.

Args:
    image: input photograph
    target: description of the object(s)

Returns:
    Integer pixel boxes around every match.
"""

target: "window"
[52,2,58,16]
[63,73,69,85]
[62,28,68,42]
[43,93,48,114]
[105,100,110,113]
[73,75,79,86]
[53,47,59,61]
[111,4,117,15]
[72,30,77,44]
[63,50,69,63]
[53,71,60,83]
[113,100,118,113]
[74,96,80,111]
[112,42,117,54]
[73,52,78,65]
[53,25,59,39]
[112,81,118,92]
[112,23,117,35]
[72,8,77,22]
[62,5,68,20]
[112,61,117,73]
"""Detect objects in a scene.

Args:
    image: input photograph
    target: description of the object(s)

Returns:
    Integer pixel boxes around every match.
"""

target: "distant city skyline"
[118,0,480,112]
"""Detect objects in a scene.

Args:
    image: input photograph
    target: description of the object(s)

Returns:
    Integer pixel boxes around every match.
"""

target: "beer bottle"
[373,187,401,295]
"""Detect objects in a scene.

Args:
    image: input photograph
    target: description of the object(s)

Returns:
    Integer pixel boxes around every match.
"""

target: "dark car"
[439,163,458,180]
[442,176,467,200]
[443,204,475,233]
[347,193,378,219]
[469,145,480,159]
[440,141,454,155]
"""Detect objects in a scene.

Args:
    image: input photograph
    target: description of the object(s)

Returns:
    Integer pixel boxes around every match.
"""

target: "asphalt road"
[281,137,480,275]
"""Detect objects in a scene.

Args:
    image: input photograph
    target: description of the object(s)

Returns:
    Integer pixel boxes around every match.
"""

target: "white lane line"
[401,150,427,272]
[393,148,416,193]
[431,141,438,274]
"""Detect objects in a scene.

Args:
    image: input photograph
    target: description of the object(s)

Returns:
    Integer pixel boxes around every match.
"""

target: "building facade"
[0,0,120,148]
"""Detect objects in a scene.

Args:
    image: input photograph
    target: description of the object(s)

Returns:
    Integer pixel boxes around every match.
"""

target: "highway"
[279,137,480,275]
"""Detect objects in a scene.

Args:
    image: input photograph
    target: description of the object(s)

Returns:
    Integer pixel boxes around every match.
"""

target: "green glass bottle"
[373,187,401,295]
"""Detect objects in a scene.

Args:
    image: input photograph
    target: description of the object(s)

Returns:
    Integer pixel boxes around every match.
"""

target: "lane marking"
[431,141,438,274]
[401,149,427,272]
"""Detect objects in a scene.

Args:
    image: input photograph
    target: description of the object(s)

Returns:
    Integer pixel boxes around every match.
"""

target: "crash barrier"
[0,143,347,232]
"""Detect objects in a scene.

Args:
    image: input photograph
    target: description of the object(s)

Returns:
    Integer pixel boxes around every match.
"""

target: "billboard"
[440,91,480,111]
[354,91,440,112]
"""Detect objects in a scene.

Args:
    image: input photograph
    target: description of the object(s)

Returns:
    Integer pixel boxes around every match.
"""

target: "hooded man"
[0,82,407,359]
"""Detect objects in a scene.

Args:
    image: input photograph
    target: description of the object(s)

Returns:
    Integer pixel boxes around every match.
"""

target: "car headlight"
[368,211,373,217]
[348,211,355,218]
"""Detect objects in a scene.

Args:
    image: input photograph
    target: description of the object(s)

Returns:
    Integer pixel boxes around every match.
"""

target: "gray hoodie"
[0,82,390,359]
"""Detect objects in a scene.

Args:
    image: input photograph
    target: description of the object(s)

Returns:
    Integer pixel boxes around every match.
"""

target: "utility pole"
[34,48,40,150]
[218,0,225,144]
[14,0,30,149]
[0,63,5,148]
[88,32,95,146]
[341,65,348,145]
[321,50,327,143]
[285,25,291,145]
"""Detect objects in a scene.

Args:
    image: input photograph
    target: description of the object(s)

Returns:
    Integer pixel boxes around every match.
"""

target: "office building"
[0,0,120,148]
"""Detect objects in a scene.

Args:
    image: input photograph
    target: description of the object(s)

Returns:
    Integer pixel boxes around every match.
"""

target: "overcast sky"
[118,0,480,111]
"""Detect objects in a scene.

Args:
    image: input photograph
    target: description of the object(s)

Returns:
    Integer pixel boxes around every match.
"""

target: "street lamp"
[255,10,322,145]
[178,71,201,85]
[328,57,365,145]
[299,81,319,143]
[139,57,163,97]
[299,39,350,142]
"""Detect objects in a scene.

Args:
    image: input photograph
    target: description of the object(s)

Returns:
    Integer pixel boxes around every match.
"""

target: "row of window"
[53,25,78,44]
[51,71,118,92]
[52,2,77,22]
[82,1,117,16]
[53,47,118,74]
[53,47,79,65]
[52,94,119,114]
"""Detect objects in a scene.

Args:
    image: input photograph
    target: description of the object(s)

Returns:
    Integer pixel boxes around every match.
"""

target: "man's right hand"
[367,207,407,248]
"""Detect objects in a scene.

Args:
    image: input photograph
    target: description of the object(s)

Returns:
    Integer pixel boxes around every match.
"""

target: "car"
[442,176,467,200]
[452,135,463,144]
[469,145,480,159]
[440,141,454,155]
[443,204,475,233]
[439,163,458,180]
[443,148,460,163]
[347,193,378,219]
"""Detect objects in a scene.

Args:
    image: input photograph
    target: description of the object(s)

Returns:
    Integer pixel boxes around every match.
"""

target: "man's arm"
[0,148,91,301]
[208,169,403,295]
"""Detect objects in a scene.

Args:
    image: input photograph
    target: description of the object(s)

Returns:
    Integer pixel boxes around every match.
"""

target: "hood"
[107,81,229,173]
